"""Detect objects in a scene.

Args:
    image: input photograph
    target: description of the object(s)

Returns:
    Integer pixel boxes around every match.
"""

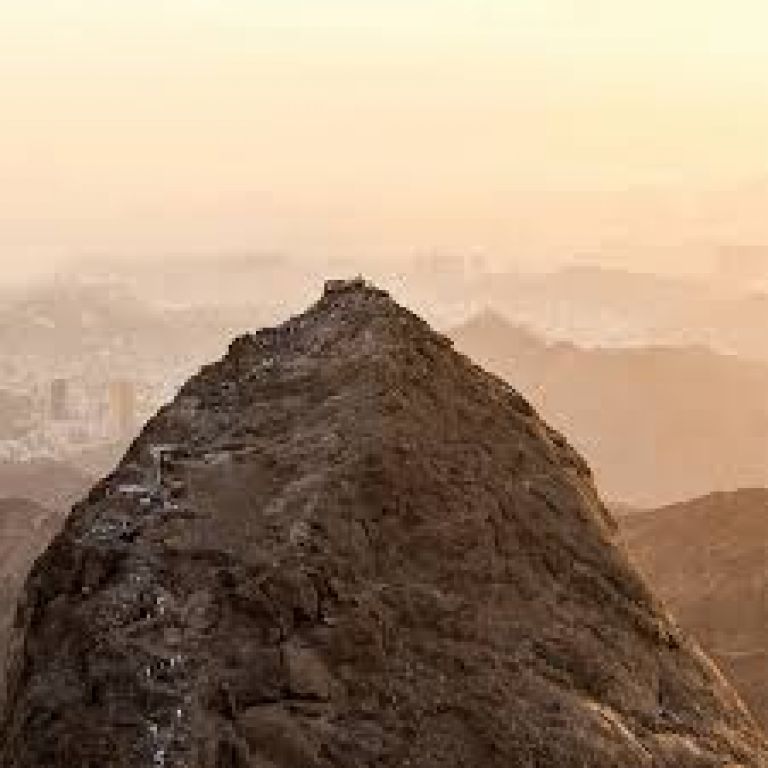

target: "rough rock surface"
[1,281,765,767]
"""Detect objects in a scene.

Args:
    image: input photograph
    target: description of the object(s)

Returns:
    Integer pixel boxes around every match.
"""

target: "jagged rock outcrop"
[1,281,765,767]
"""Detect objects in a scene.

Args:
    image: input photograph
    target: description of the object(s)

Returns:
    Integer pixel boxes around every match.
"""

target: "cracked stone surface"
[1,280,766,766]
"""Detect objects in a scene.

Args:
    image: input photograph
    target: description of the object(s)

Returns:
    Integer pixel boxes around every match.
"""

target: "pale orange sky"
[3,1,768,281]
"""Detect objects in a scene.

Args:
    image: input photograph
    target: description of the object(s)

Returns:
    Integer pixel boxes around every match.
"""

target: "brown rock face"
[1,281,765,767]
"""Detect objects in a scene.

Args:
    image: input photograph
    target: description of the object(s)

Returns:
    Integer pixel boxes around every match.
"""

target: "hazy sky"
[3,1,768,281]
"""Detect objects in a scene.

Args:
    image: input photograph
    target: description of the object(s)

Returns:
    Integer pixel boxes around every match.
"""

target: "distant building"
[109,380,136,435]
[50,379,69,421]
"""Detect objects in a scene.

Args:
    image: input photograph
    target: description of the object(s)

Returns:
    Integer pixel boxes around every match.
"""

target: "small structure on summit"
[322,276,368,296]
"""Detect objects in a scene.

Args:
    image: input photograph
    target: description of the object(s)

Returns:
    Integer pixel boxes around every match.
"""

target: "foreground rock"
[621,488,768,732]
[1,281,765,767]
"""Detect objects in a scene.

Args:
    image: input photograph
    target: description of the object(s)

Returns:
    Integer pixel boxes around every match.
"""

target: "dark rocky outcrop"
[1,281,765,766]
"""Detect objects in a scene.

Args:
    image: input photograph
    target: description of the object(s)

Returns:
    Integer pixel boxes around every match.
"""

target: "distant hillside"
[495,266,768,361]
[0,461,94,708]
[0,459,93,676]
[620,489,768,729]
[404,265,768,360]
[0,497,66,711]
[0,458,92,512]
[451,309,768,505]
[0,497,59,580]
[0,281,260,380]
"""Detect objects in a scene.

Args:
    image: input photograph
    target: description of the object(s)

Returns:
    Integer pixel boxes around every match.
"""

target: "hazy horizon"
[4,2,768,285]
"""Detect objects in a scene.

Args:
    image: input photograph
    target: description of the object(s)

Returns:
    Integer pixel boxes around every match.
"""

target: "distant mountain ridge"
[458,266,768,361]
[0,460,95,710]
[0,281,252,375]
[0,459,92,512]
[451,309,768,505]
[0,497,65,712]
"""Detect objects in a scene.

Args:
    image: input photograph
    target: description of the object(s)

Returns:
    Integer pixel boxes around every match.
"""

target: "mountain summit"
[1,280,764,766]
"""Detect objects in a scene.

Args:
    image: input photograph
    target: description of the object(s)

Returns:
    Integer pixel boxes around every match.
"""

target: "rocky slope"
[1,281,765,767]
[621,488,768,731]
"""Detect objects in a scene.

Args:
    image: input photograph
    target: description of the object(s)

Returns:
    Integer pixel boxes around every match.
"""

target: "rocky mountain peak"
[1,281,765,767]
